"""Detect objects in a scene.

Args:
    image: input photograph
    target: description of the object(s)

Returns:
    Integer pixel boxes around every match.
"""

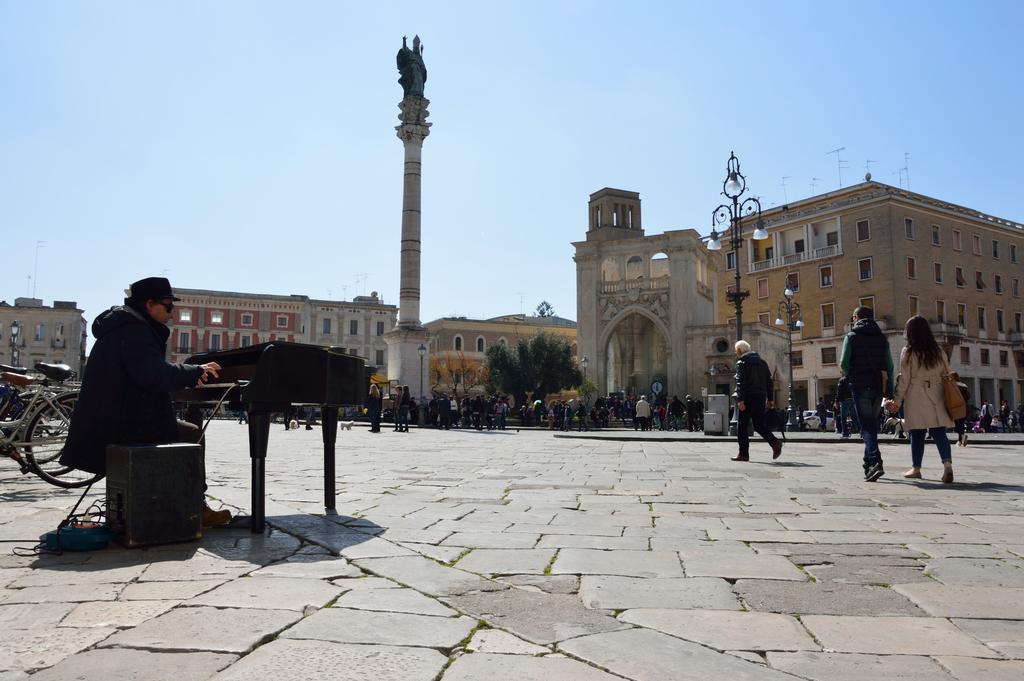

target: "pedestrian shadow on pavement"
[904,480,1024,494]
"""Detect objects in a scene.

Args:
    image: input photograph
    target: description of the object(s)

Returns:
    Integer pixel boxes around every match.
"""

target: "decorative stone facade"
[0,298,86,373]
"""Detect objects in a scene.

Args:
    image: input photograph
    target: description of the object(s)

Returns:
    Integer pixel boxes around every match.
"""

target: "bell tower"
[587,188,643,241]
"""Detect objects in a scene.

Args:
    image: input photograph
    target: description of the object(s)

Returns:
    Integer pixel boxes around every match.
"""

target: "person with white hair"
[634,394,652,431]
[731,340,783,462]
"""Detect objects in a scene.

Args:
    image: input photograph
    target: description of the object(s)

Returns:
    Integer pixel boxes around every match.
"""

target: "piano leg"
[321,406,338,514]
[247,412,271,533]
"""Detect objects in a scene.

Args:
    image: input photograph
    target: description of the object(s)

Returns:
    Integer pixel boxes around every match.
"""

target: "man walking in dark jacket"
[839,306,894,482]
[60,277,230,525]
[732,340,783,462]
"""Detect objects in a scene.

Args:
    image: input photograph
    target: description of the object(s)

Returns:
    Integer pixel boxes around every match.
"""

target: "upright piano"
[173,341,366,532]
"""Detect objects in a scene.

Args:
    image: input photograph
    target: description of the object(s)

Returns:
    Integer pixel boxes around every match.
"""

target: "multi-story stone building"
[717,178,1024,410]
[425,314,577,360]
[167,288,396,372]
[0,298,86,373]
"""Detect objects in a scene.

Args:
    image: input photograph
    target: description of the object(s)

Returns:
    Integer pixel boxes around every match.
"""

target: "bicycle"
[0,362,101,488]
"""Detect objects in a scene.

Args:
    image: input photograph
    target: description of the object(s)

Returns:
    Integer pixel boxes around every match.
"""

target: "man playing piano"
[60,277,232,526]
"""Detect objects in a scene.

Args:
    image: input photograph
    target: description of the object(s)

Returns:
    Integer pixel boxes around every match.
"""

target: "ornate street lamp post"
[10,320,20,367]
[580,355,589,382]
[417,343,427,426]
[774,287,804,431]
[706,152,769,343]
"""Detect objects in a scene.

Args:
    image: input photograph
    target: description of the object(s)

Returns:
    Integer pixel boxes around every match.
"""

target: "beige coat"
[893,348,954,430]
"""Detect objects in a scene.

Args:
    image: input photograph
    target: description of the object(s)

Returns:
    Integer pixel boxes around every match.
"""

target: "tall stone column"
[385,94,431,399]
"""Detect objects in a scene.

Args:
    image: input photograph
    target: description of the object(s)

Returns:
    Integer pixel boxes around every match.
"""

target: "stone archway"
[601,310,668,397]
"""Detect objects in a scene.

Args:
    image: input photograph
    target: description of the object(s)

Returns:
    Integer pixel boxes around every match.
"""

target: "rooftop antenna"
[341,284,349,300]
[31,241,45,298]
[779,176,791,204]
[516,291,526,316]
[810,177,823,194]
[864,160,876,180]
[355,273,369,296]
[826,147,847,188]
[892,168,906,189]
[903,152,911,189]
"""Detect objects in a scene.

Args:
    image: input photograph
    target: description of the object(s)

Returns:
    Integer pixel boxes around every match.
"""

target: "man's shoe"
[865,463,885,482]
[941,467,954,484]
[731,454,750,462]
[202,505,232,527]
[771,441,783,460]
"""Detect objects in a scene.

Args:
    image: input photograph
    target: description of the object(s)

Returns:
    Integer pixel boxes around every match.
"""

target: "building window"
[978,307,986,331]
[981,348,990,365]
[934,262,943,283]
[1016,312,1023,332]
[211,311,223,324]
[1012,244,1018,263]
[821,347,837,365]
[726,252,737,270]
[1014,279,1021,297]
[794,238,806,254]
[908,296,919,317]
[906,256,917,279]
[955,266,965,287]
[376,321,385,336]
[210,334,221,351]
[1000,350,1009,367]
[178,334,191,354]
[757,278,768,299]
[180,309,192,322]
[322,318,331,335]
[997,309,1005,333]
[826,231,839,246]
[957,303,967,328]
[858,258,873,281]
[819,265,833,288]
[972,235,982,255]
[995,274,1004,294]
[931,225,941,246]
[821,303,835,329]
[952,230,962,251]
[276,315,288,328]
[976,271,986,291]
[936,300,946,323]
[375,349,385,366]
[240,313,253,326]
[241,336,251,348]
[786,272,800,292]
[476,337,485,353]
[349,320,358,335]
[960,346,970,364]
[792,350,803,367]
[454,335,463,351]
[856,220,870,242]
[859,296,875,311]
[992,240,1000,259]
[34,323,45,341]
[904,218,915,239]
[758,312,770,326]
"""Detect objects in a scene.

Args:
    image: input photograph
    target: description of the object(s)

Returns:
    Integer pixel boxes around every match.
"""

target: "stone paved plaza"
[2,422,1024,679]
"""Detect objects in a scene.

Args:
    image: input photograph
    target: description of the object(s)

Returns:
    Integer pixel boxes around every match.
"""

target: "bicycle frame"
[1,384,76,455]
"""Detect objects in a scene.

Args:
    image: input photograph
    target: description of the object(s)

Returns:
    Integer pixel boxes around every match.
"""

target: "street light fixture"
[9,320,20,367]
[775,288,803,431]
[707,151,769,343]
[580,355,589,381]
[417,343,427,398]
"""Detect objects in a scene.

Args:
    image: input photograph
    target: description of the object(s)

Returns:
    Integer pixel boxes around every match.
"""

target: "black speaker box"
[105,443,203,547]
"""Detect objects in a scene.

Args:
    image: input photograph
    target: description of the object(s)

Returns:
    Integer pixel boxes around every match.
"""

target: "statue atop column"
[397,35,427,98]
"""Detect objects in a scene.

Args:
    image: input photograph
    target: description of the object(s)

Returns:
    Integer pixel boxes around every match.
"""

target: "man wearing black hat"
[60,277,230,526]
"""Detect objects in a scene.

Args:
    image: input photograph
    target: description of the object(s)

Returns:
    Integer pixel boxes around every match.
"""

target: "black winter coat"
[60,303,204,474]
[734,351,774,404]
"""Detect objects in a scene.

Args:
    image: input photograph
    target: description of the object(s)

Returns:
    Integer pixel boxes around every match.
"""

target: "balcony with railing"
[600,275,670,294]
[749,244,842,273]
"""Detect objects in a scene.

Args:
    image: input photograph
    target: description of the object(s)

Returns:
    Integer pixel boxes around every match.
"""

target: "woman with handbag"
[886,315,955,483]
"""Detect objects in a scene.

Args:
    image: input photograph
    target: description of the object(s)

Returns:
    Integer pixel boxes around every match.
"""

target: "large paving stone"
[934,656,1024,681]
[186,576,343,611]
[800,615,1000,657]
[536,534,650,550]
[804,559,928,585]
[0,583,119,604]
[925,557,1024,587]
[441,532,540,549]
[333,587,457,616]
[559,627,804,681]
[353,555,506,596]
[951,618,1024,658]
[443,652,621,680]
[621,609,819,652]
[498,574,579,594]
[579,576,740,610]
[465,630,550,655]
[28,648,236,681]
[766,651,956,680]
[0,602,75,629]
[211,639,447,681]
[118,579,226,600]
[99,606,301,653]
[444,587,628,645]
[59,599,179,628]
[248,554,363,579]
[8,563,147,588]
[282,607,476,648]
[735,579,924,616]
[550,549,684,578]
[0,626,116,673]
[455,548,555,575]
[678,543,806,581]
[892,582,1024,618]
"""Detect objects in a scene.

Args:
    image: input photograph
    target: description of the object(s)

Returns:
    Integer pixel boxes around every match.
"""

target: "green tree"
[485,333,582,405]
[535,301,555,317]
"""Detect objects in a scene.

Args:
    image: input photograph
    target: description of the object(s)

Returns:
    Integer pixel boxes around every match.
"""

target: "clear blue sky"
[3,1,1022,336]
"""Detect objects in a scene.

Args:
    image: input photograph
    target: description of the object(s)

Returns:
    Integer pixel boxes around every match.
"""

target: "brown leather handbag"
[943,372,967,421]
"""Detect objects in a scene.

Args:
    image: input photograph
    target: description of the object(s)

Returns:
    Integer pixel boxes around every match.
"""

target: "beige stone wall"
[0,299,85,372]
[425,317,577,360]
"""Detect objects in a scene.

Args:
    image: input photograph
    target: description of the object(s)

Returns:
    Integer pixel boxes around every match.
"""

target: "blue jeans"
[910,428,951,467]
[840,398,859,436]
[851,388,882,472]
[397,406,409,430]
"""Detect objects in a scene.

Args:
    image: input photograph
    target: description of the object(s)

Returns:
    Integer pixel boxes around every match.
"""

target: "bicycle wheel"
[23,391,102,488]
